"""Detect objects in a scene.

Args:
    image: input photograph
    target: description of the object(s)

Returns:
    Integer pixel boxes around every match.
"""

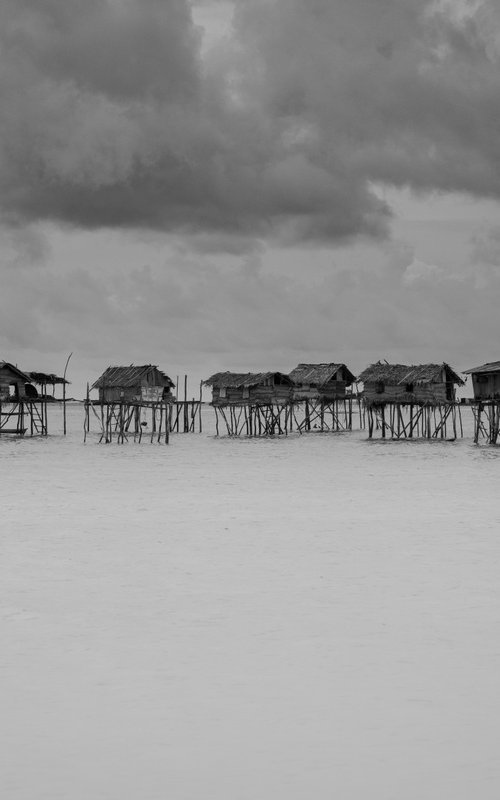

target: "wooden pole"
[84,383,89,442]
[368,407,373,438]
[199,381,203,433]
[42,383,47,435]
[100,401,105,443]
[156,403,162,443]
[61,352,72,436]
[474,403,481,444]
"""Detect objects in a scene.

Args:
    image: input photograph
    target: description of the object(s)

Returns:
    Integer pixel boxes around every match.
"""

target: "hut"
[0,362,36,402]
[86,364,175,444]
[91,365,175,404]
[359,362,463,405]
[288,363,358,432]
[203,371,294,436]
[463,361,500,401]
[463,362,500,445]
[358,361,464,439]
[289,363,356,401]
[204,371,292,406]
[0,362,48,436]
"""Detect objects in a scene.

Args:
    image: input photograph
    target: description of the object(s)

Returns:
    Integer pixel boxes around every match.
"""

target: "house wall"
[141,386,164,402]
[319,379,348,400]
[292,385,318,400]
[0,368,28,402]
[292,380,347,401]
[211,383,292,406]
[471,373,500,400]
[363,381,450,405]
[99,387,141,403]
[98,371,173,403]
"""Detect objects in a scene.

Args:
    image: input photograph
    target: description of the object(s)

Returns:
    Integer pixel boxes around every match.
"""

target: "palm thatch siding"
[0,362,36,401]
[289,363,356,401]
[463,361,500,400]
[204,372,293,406]
[358,362,464,406]
[92,365,175,404]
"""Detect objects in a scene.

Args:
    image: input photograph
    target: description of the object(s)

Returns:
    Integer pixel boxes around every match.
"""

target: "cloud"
[232,0,500,195]
[470,225,500,267]
[0,0,499,248]
[2,225,51,269]
[2,225,500,396]
[402,258,444,284]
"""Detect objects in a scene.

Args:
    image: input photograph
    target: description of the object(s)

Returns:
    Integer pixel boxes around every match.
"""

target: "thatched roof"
[204,371,292,388]
[358,362,464,386]
[289,363,356,385]
[92,365,174,390]
[463,361,500,375]
[0,361,32,382]
[29,372,69,385]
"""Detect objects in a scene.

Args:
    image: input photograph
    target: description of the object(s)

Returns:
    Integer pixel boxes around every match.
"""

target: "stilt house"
[0,362,37,401]
[358,362,464,405]
[92,365,175,403]
[289,363,356,401]
[463,362,500,400]
[0,362,52,436]
[204,372,293,406]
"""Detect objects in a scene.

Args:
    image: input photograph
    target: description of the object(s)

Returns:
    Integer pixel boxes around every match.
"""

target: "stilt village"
[1,356,500,446]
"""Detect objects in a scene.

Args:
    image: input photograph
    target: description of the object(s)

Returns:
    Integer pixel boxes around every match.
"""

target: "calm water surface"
[1,405,499,799]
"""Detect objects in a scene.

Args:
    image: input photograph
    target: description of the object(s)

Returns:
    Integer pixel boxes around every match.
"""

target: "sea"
[1,403,500,799]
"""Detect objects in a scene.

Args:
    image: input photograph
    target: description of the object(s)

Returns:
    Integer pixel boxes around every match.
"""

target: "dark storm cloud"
[233,0,500,195]
[0,0,499,245]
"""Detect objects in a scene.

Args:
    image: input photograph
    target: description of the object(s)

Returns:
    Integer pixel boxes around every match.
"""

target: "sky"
[1,0,500,398]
